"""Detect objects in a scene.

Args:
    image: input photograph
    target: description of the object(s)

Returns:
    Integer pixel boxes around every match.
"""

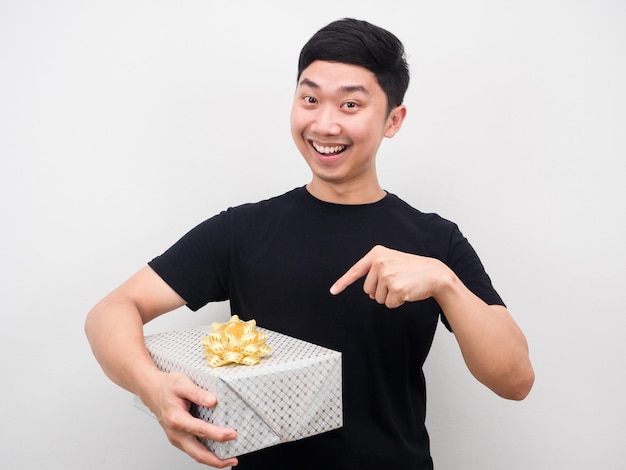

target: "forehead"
[297,60,381,95]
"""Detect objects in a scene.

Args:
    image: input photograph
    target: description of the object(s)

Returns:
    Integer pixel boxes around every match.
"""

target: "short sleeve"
[439,225,505,330]
[148,211,231,311]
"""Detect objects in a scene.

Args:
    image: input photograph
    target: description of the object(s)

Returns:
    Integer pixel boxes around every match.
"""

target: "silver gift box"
[135,325,343,458]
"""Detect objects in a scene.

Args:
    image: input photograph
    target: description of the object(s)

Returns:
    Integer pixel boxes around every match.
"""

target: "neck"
[306,180,386,205]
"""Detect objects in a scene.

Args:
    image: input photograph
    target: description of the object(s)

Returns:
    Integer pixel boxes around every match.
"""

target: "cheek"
[290,117,307,151]
[290,111,308,140]
[345,121,371,145]
[290,117,301,141]
[290,106,304,123]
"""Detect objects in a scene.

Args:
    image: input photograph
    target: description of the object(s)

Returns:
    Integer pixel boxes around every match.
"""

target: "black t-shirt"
[149,186,504,470]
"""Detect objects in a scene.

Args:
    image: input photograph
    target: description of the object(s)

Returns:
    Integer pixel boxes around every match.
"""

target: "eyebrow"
[299,78,369,95]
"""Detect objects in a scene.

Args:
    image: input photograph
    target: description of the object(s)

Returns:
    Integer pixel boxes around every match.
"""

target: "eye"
[342,101,358,109]
[304,96,318,104]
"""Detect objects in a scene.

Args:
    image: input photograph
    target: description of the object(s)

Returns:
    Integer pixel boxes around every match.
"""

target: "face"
[291,61,406,201]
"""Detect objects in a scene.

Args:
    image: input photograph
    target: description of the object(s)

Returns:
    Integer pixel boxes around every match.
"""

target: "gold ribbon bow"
[201,315,271,367]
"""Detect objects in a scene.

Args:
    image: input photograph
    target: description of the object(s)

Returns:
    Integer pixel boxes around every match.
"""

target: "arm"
[330,245,535,400]
[85,266,239,468]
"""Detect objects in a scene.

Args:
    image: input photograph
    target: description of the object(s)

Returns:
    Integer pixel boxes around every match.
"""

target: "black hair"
[297,18,410,114]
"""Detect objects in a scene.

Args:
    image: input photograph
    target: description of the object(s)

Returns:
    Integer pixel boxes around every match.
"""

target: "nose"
[310,106,341,136]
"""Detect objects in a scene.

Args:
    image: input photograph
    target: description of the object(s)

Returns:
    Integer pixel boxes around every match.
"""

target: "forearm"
[85,266,187,397]
[434,271,535,400]
[85,287,239,468]
[329,245,534,398]
[85,296,163,398]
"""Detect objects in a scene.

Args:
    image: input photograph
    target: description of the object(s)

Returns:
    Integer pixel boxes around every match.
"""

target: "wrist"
[431,262,461,307]
[131,358,167,407]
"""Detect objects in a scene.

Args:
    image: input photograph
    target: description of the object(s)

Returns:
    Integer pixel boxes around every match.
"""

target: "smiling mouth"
[311,141,347,155]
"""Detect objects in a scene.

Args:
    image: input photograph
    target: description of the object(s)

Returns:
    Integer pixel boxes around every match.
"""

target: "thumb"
[171,372,217,407]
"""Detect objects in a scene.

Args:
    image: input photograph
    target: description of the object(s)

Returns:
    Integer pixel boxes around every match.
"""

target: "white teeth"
[312,142,347,154]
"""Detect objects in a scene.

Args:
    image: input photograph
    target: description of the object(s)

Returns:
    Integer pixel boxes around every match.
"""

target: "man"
[85,18,534,469]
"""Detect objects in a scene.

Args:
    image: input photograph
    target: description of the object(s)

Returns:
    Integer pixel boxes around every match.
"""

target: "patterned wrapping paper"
[134,325,343,459]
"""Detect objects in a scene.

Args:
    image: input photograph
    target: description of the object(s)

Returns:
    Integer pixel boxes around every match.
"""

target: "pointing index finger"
[330,254,373,295]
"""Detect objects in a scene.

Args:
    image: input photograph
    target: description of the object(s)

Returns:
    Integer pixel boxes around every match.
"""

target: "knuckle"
[164,430,183,449]
[378,270,395,287]
[190,387,205,403]
[168,371,187,387]
[161,410,186,432]
[187,447,206,464]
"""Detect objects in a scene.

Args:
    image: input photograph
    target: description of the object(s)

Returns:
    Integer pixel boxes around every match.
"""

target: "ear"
[384,105,407,138]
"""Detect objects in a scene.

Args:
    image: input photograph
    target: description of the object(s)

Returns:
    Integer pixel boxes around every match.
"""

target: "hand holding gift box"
[136,316,343,459]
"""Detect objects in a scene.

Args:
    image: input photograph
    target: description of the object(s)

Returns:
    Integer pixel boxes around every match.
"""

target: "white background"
[1,1,625,468]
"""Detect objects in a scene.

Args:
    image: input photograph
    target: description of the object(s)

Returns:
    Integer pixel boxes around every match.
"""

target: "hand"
[145,371,239,468]
[331,246,535,399]
[330,245,449,308]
